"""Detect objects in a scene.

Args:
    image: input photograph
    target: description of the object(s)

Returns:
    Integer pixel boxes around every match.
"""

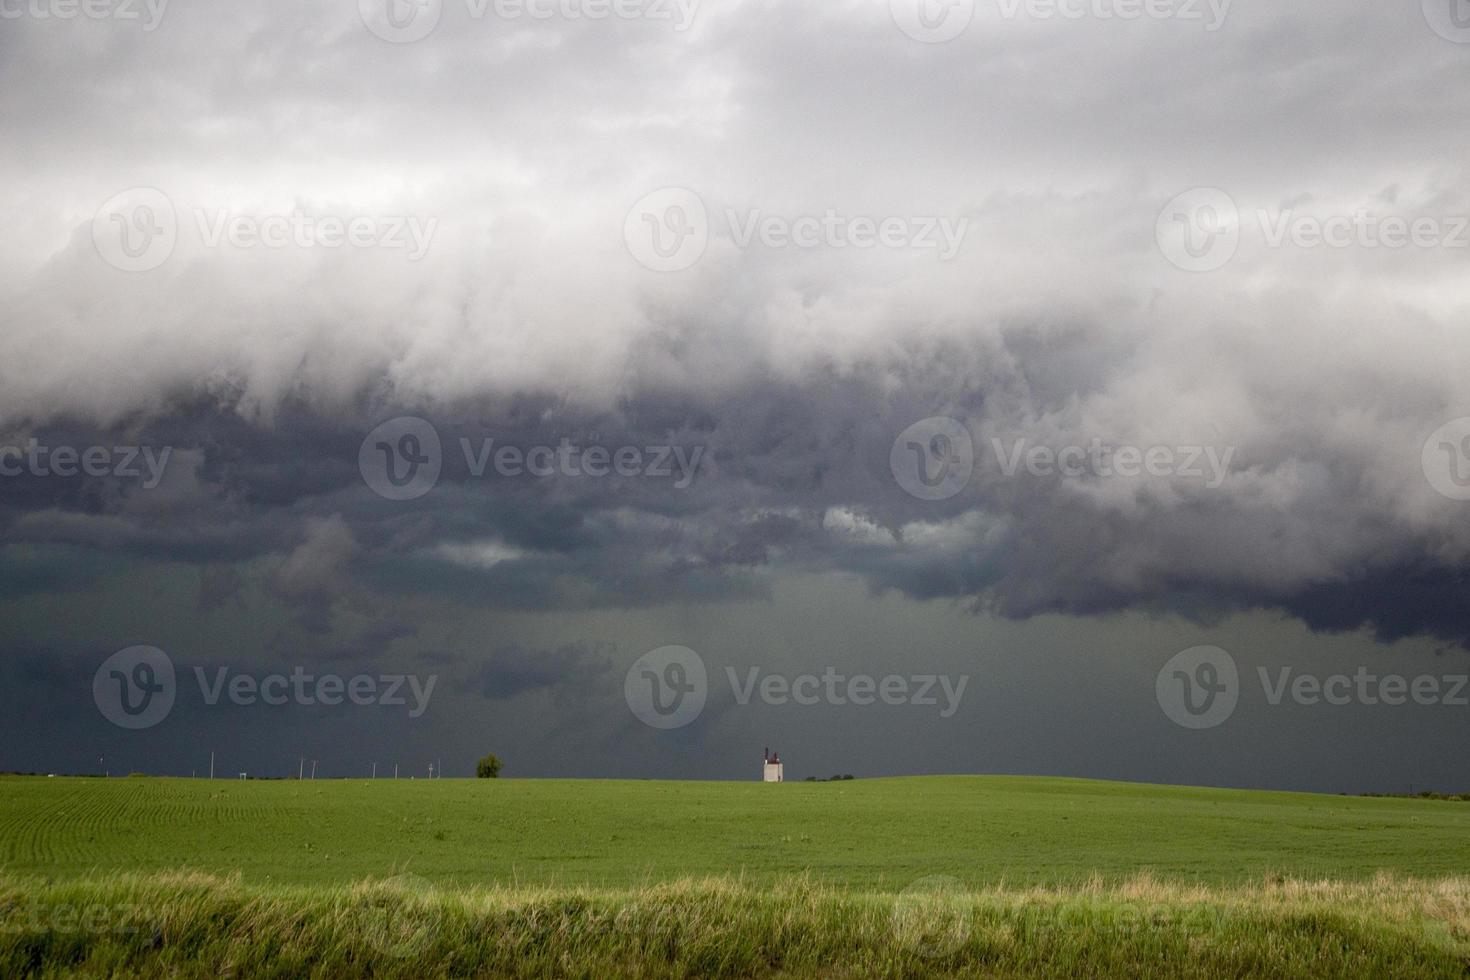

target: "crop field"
[4,775,1470,976]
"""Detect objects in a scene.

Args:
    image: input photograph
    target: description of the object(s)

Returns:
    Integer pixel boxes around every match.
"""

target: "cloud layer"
[4,1,1470,786]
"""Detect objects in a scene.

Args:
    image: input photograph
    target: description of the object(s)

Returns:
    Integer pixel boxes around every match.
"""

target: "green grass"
[3,775,1470,890]
[4,871,1470,978]
[5,775,1470,976]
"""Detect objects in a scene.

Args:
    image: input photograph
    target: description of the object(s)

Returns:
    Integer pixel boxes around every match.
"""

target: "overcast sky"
[3,1,1470,792]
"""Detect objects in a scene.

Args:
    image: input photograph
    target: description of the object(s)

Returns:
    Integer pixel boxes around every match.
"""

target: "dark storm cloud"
[4,0,1470,790]
[458,641,616,701]
[3,334,1468,649]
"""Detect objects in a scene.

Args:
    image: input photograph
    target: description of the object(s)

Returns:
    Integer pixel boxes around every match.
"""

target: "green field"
[4,775,1470,977]
[4,775,1470,889]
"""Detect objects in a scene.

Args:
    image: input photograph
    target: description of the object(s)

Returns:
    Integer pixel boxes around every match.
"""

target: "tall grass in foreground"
[3,871,1470,978]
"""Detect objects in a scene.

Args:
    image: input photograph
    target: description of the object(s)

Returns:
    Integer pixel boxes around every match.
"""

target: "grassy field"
[5,774,1470,889]
[4,775,1470,976]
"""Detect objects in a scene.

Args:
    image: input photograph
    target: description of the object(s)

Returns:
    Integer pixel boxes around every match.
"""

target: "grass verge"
[4,871,1470,977]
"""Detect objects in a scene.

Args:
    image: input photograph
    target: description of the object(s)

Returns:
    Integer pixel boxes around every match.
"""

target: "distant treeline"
[1362,791,1470,802]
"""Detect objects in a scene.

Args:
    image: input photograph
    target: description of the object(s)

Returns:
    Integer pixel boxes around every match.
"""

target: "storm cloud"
[3,0,1470,788]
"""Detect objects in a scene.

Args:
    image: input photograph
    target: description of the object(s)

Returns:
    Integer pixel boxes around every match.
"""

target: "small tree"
[476,753,502,779]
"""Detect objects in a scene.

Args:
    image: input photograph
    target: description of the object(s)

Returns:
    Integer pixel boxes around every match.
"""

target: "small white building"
[762,747,784,782]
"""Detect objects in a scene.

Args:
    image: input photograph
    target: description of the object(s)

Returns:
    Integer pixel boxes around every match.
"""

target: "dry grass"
[4,870,1470,977]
